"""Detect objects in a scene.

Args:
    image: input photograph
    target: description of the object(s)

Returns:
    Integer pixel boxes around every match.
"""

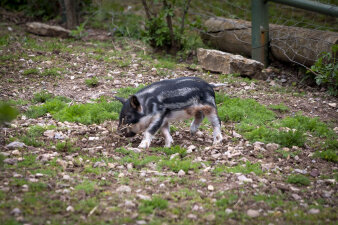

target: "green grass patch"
[23,68,40,76]
[158,159,200,173]
[0,101,19,124]
[16,154,38,168]
[55,141,79,153]
[314,149,337,163]
[20,125,47,147]
[74,180,97,194]
[29,182,48,192]
[276,148,301,159]
[151,145,187,158]
[41,67,63,76]
[75,197,99,213]
[115,85,145,99]
[268,103,289,112]
[0,34,10,47]
[216,193,238,209]
[213,161,263,176]
[217,96,275,125]
[26,97,121,124]
[85,76,99,87]
[252,194,285,208]
[139,195,168,214]
[287,174,310,186]
[32,90,54,103]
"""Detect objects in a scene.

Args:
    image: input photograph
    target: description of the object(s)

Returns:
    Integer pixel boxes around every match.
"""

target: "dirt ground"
[0,18,337,225]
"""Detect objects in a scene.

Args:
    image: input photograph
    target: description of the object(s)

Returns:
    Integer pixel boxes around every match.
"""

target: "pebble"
[4,158,17,165]
[43,130,55,138]
[136,220,147,225]
[63,175,71,180]
[292,193,301,200]
[205,213,215,221]
[308,208,320,214]
[207,185,214,191]
[187,214,197,219]
[116,185,131,193]
[6,141,26,149]
[225,208,233,214]
[137,194,151,201]
[237,175,253,183]
[177,169,186,176]
[247,209,260,217]
[232,131,242,138]
[266,143,279,151]
[11,208,21,216]
[328,103,336,108]
[11,150,21,156]
[294,169,307,174]
[66,206,74,212]
[88,137,99,141]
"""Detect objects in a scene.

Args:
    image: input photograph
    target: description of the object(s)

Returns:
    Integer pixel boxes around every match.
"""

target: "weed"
[23,68,40,76]
[139,195,168,214]
[252,194,284,208]
[268,103,289,112]
[115,85,145,99]
[216,193,238,209]
[287,174,310,186]
[55,141,79,153]
[17,154,38,168]
[75,197,99,213]
[307,44,337,96]
[314,150,337,162]
[0,101,19,124]
[85,76,99,87]
[41,67,63,76]
[214,161,263,176]
[0,34,10,47]
[26,98,67,118]
[158,159,200,173]
[151,145,187,158]
[29,182,48,192]
[70,22,88,39]
[32,90,54,103]
[0,154,4,168]
[74,180,97,194]
[20,125,47,147]
[276,149,300,159]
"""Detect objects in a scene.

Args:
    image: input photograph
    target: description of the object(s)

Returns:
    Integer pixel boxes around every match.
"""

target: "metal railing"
[251,0,338,67]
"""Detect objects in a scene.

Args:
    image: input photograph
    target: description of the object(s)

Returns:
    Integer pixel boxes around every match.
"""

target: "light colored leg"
[161,122,173,147]
[206,112,223,144]
[138,131,153,149]
[190,111,204,135]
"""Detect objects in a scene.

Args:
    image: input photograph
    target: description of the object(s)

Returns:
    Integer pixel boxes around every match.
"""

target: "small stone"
[247,209,260,218]
[238,175,253,183]
[11,150,21,156]
[328,103,336,108]
[56,159,68,169]
[292,193,301,200]
[187,214,197,219]
[125,200,136,207]
[232,131,242,138]
[35,173,44,178]
[63,175,71,180]
[170,153,180,160]
[177,169,186,176]
[205,213,215,221]
[6,141,26,149]
[196,131,204,137]
[187,145,196,153]
[294,169,307,174]
[207,185,214,191]
[137,194,151,201]
[280,78,287,83]
[88,137,99,141]
[266,143,279,151]
[136,220,147,225]
[66,206,74,212]
[116,185,131,193]
[294,155,300,161]
[308,208,320,214]
[225,208,233,214]
[43,130,55,138]
[4,158,17,165]
[11,208,21,216]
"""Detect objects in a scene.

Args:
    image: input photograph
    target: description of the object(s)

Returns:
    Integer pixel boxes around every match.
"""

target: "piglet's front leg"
[138,131,153,149]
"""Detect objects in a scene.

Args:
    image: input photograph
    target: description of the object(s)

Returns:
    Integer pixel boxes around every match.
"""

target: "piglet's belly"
[167,104,215,122]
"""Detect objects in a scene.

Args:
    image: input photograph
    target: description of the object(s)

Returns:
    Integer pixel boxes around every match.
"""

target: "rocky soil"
[0,20,337,225]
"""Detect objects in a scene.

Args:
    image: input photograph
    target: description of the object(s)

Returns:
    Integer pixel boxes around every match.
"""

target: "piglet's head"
[115,95,143,137]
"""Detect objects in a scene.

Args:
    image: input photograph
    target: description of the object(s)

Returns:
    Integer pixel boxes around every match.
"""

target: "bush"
[307,44,338,96]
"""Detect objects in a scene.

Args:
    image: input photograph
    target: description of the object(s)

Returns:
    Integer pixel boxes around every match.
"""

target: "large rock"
[26,22,70,38]
[197,48,264,79]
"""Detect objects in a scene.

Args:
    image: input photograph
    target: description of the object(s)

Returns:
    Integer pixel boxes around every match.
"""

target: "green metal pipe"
[251,0,269,67]
[270,0,338,17]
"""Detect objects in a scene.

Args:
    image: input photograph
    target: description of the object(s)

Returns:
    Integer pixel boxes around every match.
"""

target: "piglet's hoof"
[138,140,151,149]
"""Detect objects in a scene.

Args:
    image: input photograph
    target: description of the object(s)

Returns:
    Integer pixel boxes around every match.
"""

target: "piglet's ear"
[130,95,140,110]
[114,96,126,104]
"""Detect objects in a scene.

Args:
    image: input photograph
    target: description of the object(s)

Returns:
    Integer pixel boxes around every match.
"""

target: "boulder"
[26,22,70,38]
[197,48,264,79]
